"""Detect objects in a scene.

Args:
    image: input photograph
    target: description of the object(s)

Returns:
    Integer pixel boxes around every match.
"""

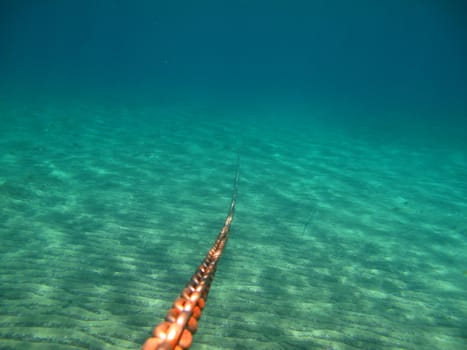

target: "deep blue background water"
[1,0,466,124]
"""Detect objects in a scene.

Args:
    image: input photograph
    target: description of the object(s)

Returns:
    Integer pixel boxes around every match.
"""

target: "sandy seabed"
[0,100,466,349]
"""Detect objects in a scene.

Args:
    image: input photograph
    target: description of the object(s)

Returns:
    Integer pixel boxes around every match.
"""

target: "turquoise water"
[1,1,467,349]
[0,96,466,349]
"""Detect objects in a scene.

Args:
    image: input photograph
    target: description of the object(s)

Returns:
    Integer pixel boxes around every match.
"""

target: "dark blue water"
[2,1,466,119]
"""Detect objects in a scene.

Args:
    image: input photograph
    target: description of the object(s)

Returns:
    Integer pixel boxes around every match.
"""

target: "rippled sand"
[1,100,466,349]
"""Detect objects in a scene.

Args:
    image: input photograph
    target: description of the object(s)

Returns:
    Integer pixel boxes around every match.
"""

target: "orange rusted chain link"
[142,161,239,350]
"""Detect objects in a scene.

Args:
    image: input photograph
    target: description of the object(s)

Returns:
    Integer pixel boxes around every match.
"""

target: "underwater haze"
[1,1,466,349]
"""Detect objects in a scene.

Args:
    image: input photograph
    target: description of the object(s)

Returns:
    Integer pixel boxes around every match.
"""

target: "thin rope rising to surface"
[142,159,239,350]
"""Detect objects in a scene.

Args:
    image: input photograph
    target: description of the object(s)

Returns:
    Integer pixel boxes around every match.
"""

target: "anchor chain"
[142,161,239,350]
